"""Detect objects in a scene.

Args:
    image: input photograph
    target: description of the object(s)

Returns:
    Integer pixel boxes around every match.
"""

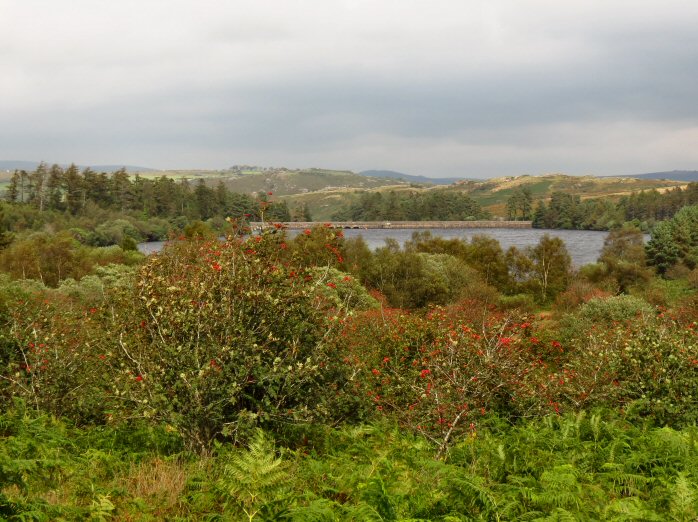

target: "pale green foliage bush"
[309,266,379,312]
[88,219,143,246]
[558,302,698,426]
[362,246,490,308]
[56,264,137,304]
[107,233,342,452]
[576,294,655,324]
[497,293,536,311]
[183,219,215,239]
[0,232,142,288]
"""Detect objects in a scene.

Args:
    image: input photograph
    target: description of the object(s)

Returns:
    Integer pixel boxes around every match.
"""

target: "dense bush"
[573,294,655,325]
[0,264,136,418]
[497,292,536,311]
[103,232,347,452]
[0,290,115,423]
[554,280,612,313]
[332,302,555,455]
[0,231,142,287]
[359,241,498,309]
[308,266,379,312]
[646,204,698,274]
[288,223,347,270]
[557,298,698,426]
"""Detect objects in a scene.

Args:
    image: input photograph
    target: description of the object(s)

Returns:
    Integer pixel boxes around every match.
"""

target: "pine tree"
[4,171,20,203]
[27,162,47,211]
[62,164,84,215]
[194,179,214,219]
[46,164,64,211]
[532,200,548,228]
[109,168,133,212]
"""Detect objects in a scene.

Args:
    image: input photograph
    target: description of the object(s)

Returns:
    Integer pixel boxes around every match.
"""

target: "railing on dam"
[250,221,533,230]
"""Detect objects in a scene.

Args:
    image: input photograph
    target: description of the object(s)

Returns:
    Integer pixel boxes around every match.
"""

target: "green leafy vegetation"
[1,167,698,518]
[528,183,698,231]
[1,163,290,247]
[332,190,489,221]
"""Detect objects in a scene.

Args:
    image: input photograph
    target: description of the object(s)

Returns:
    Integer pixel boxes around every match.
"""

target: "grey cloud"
[1,0,698,176]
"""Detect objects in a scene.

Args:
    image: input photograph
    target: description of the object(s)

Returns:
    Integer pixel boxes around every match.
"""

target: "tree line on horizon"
[332,190,490,221]
[3,163,698,237]
[505,184,698,230]
[3,163,296,222]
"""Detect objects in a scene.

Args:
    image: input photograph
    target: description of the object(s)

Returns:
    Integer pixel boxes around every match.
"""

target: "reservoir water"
[139,228,614,267]
[338,228,610,266]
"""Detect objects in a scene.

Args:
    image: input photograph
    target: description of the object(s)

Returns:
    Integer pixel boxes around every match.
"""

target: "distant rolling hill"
[360,170,463,185]
[0,160,157,173]
[216,168,410,196]
[0,161,45,172]
[623,170,698,182]
[3,160,692,221]
[287,173,688,221]
[90,164,159,173]
[453,174,688,218]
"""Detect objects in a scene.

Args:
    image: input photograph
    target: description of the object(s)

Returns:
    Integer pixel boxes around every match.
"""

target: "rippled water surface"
[139,228,616,267]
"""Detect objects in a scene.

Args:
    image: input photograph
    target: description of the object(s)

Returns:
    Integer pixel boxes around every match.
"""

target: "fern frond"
[341,501,384,521]
[222,430,287,494]
[446,472,500,518]
[360,476,397,521]
[589,413,602,443]
[534,465,583,512]
[287,498,339,521]
[217,430,290,520]
[539,507,579,521]
[603,497,663,521]
[670,473,697,522]
[599,462,649,497]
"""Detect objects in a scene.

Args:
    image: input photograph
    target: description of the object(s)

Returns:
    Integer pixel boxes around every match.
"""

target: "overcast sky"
[1,0,697,177]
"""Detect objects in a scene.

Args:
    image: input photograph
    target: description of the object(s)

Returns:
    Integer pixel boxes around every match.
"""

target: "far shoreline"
[250,220,533,230]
